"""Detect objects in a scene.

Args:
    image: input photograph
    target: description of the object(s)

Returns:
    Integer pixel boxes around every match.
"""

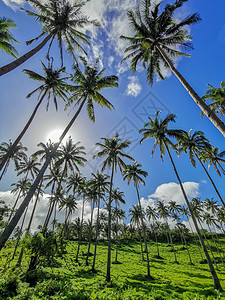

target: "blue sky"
[0,0,225,228]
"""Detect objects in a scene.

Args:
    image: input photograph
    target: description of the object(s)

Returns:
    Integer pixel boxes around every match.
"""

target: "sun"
[46,129,71,144]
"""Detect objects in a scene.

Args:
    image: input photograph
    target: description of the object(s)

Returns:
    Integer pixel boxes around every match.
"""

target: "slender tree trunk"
[136,186,151,277]
[165,219,178,263]
[0,91,48,173]
[152,224,160,257]
[92,197,101,272]
[0,98,86,251]
[114,206,119,263]
[0,32,55,77]
[86,198,95,266]
[180,227,193,265]
[165,144,223,291]
[106,162,114,282]
[156,46,225,137]
[195,152,225,207]
[0,160,9,181]
[207,224,224,267]
[188,219,204,260]
[137,220,145,261]
[75,196,85,262]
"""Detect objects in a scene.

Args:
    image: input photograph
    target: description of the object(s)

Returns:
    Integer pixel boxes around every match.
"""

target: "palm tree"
[17,156,41,180]
[123,163,151,278]
[111,188,125,263]
[0,141,27,180]
[202,81,225,120]
[0,0,99,76]
[120,0,225,136]
[146,205,161,258]
[177,130,225,207]
[201,146,225,177]
[95,133,134,282]
[0,17,18,58]
[140,113,223,291]
[0,61,118,252]
[91,172,110,272]
[0,60,69,173]
[157,200,178,263]
[129,205,145,260]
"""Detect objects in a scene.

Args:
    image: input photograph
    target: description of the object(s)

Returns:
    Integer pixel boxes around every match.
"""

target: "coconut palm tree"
[0,61,118,252]
[0,0,99,76]
[91,172,110,272]
[0,17,18,58]
[123,163,151,278]
[0,60,69,173]
[94,133,134,282]
[146,205,161,258]
[177,130,225,207]
[111,188,125,263]
[202,81,225,120]
[201,146,225,177]
[0,141,27,181]
[140,113,223,291]
[129,205,145,259]
[157,200,178,263]
[120,0,225,136]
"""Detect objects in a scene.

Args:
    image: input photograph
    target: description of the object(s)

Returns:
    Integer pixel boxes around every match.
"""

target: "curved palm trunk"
[106,161,114,282]
[75,197,85,262]
[92,197,100,272]
[165,144,223,291]
[86,198,95,266]
[0,90,48,173]
[157,46,225,137]
[136,186,151,277]
[195,152,225,207]
[0,98,86,251]
[0,32,55,77]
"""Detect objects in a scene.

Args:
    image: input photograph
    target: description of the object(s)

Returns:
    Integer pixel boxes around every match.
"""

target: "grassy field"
[1,239,225,299]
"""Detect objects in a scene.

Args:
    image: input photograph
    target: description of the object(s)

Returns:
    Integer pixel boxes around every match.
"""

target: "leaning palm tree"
[201,146,225,177]
[120,0,225,136]
[202,81,225,120]
[0,60,118,252]
[0,141,27,181]
[140,113,223,291]
[0,0,100,76]
[177,130,225,207]
[94,133,134,282]
[0,59,69,173]
[0,17,18,58]
[123,163,151,278]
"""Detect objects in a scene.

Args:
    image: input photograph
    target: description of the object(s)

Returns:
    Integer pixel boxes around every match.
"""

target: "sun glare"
[46,129,71,144]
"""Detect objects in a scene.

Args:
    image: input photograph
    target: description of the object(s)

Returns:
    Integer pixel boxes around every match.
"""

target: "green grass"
[1,239,225,299]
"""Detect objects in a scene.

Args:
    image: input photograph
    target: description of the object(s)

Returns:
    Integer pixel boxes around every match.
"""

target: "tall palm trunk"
[114,206,119,263]
[0,160,10,181]
[0,90,48,173]
[106,161,114,282]
[0,32,55,77]
[86,197,95,266]
[137,220,145,261]
[152,223,160,257]
[188,218,204,260]
[92,197,100,272]
[0,98,86,251]
[136,186,151,277]
[206,224,224,267]
[156,46,225,137]
[194,151,225,207]
[180,227,193,265]
[165,143,223,292]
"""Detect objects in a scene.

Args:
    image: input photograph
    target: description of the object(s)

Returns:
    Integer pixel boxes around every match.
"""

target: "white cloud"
[126,76,142,97]
[108,56,115,68]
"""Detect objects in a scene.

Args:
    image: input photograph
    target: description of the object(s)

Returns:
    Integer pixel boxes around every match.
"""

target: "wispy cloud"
[126,76,142,97]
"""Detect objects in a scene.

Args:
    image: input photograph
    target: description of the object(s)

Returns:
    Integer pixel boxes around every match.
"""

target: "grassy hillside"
[1,239,225,299]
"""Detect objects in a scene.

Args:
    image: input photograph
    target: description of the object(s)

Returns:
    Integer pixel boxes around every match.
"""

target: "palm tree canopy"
[177,129,210,167]
[140,113,185,160]
[0,17,19,58]
[23,0,100,65]
[200,145,225,177]
[23,59,70,111]
[120,0,201,85]
[129,205,144,226]
[95,133,134,173]
[202,81,225,119]
[111,188,125,206]
[17,156,41,179]
[123,163,148,189]
[66,57,119,122]
[0,141,27,169]
[55,137,87,175]
[156,200,170,219]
